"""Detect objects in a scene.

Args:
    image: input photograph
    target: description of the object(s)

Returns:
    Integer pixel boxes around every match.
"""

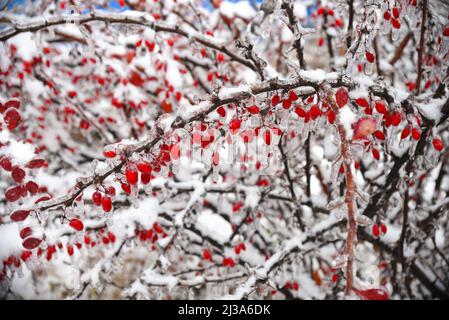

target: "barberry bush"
[0,0,448,300]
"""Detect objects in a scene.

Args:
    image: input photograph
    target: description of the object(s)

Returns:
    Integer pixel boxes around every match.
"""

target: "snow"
[0,223,23,260]
[7,32,37,61]
[338,105,357,140]
[416,97,445,122]
[0,138,36,166]
[197,210,232,244]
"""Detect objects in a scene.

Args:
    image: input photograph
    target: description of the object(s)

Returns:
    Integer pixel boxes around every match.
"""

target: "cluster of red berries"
[136,223,167,248]
[0,99,21,131]
[284,281,299,291]
[383,6,402,29]
[372,223,388,237]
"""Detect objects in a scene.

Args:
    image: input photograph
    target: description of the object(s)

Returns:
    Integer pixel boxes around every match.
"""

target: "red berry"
[289,91,299,101]
[102,196,112,212]
[217,52,224,63]
[372,225,380,237]
[310,105,321,120]
[444,27,449,37]
[355,288,389,300]
[264,130,271,145]
[216,106,226,118]
[26,159,47,169]
[282,99,292,109]
[67,245,74,256]
[103,150,116,158]
[332,274,338,283]
[5,186,23,202]
[4,99,20,109]
[26,181,39,195]
[0,157,12,171]
[247,105,260,114]
[391,18,401,29]
[392,7,400,19]
[203,249,212,261]
[411,128,421,140]
[401,127,411,139]
[372,148,380,160]
[137,162,152,174]
[271,95,281,106]
[10,210,30,222]
[432,138,443,151]
[335,87,349,108]
[69,218,84,231]
[229,119,241,133]
[373,130,385,140]
[327,110,335,124]
[11,166,25,183]
[375,101,387,114]
[22,237,42,250]
[295,106,307,118]
[381,223,387,235]
[391,112,401,126]
[125,166,138,185]
[20,227,32,239]
[92,191,102,206]
[121,183,131,194]
[318,37,324,46]
[105,186,116,196]
[335,19,343,28]
[383,11,391,20]
[365,51,375,63]
[4,108,21,131]
[355,98,370,108]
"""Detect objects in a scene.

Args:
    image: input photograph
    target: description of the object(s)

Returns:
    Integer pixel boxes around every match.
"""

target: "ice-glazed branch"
[415,0,428,94]
[0,11,258,72]
[323,86,357,296]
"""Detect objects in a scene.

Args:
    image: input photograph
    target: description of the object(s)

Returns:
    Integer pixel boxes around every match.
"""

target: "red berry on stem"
[372,225,380,237]
[69,218,84,231]
[401,127,411,139]
[247,105,260,114]
[22,238,42,250]
[11,166,25,183]
[10,210,30,222]
[216,106,226,117]
[335,87,349,108]
[289,91,298,101]
[381,223,387,235]
[295,106,307,118]
[125,166,138,185]
[391,112,401,126]
[432,138,443,151]
[375,101,387,114]
[310,104,321,120]
[92,191,102,206]
[411,128,421,140]
[365,51,375,63]
[271,94,281,106]
[282,99,292,109]
[203,249,212,261]
[102,196,112,212]
[392,7,400,19]
[372,148,380,160]
[355,98,370,108]
[391,18,401,29]
[373,130,385,140]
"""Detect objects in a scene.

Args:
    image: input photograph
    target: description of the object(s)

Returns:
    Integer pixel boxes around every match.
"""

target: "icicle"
[332,254,348,269]
[364,62,374,75]
[392,27,401,41]
[356,215,373,227]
